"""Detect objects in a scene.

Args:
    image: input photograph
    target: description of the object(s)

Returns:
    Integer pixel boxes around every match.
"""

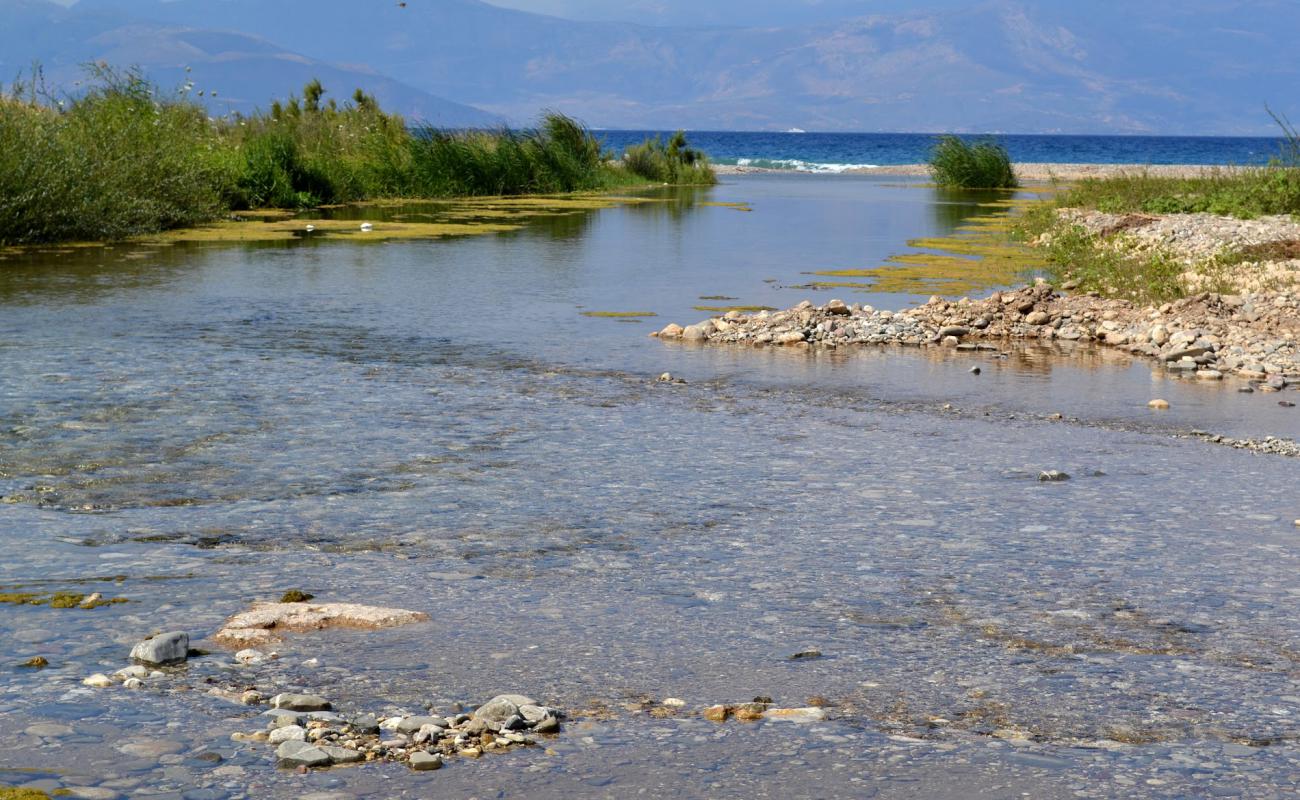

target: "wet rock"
[657,323,684,338]
[532,716,561,734]
[733,702,768,721]
[129,631,189,665]
[682,323,711,341]
[395,716,447,735]
[214,602,428,648]
[19,655,48,668]
[762,707,829,723]
[82,673,114,688]
[318,745,364,765]
[234,649,267,665]
[117,739,185,758]
[122,677,144,690]
[474,694,535,722]
[271,693,332,712]
[276,740,331,769]
[789,649,823,660]
[1148,399,1171,410]
[518,704,559,723]
[1038,470,1071,482]
[113,665,148,681]
[409,751,443,771]
[703,705,730,722]
[268,725,307,744]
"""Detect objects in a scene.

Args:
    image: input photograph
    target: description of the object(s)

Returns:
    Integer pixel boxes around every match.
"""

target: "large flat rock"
[212,602,429,647]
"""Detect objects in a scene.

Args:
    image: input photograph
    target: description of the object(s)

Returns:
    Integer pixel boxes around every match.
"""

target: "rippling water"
[0,175,1297,799]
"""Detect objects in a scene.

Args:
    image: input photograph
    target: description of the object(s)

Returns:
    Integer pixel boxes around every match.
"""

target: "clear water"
[0,175,1297,799]
[598,131,1292,171]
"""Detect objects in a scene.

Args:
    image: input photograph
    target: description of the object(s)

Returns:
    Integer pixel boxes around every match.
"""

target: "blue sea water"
[596,130,1289,171]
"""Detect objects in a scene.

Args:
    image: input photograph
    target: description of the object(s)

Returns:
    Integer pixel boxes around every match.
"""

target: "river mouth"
[1,174,1297,799]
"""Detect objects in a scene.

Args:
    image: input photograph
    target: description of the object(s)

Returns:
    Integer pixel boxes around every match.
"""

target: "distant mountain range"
[5,0,1299,134]
[0,0,503,126]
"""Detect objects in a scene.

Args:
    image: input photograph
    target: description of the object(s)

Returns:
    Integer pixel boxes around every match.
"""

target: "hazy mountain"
[0,0,503,126]
[10,0,1300,133]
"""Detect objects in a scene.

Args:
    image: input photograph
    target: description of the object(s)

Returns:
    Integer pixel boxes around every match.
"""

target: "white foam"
[732,158,879,173]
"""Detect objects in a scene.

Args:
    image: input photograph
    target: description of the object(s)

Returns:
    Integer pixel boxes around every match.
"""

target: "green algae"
[140,218,523,245]
[0,788,52,800]
[693,305,776,313]
[0,591,127,609]
[799,198,1048,296]
[698,201,753,211]
[280,589,315,603]
[580,311,658,318]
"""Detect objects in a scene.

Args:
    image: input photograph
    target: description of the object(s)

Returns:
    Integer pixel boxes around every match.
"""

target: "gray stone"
[268,725,306,744]
[395,715,447,735]
[276,740,331,768]
[270,693,331,712]
[1038,470,1071,482]
[533,716,561,734]
[409,751,443,771]
[474,694,535,722]
[129,631,189,665]
[518,704,559,723]
[318,745,365,765]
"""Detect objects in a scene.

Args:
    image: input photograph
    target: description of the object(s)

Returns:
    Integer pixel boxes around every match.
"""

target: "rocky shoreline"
[653,283,1299,394]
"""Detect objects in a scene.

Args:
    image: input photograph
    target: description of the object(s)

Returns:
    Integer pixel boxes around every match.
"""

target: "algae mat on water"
[124,194,676,246]
[805,199,1049,296]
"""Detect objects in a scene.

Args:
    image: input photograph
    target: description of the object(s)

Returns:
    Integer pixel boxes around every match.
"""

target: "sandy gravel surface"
[715,163,1237,181]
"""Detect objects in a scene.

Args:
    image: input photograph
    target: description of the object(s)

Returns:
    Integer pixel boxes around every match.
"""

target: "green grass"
[1056,167,1300,218]
[0,69,716,246]
[928,135,1018,189]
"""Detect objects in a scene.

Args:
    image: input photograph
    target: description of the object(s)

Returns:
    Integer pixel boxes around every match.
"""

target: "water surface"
[0,175,1297,799]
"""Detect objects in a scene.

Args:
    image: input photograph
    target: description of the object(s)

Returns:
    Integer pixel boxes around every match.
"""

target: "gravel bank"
[653,284,1300,386]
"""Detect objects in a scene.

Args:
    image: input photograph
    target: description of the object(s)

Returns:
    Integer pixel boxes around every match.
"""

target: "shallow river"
[1,175,1298,799]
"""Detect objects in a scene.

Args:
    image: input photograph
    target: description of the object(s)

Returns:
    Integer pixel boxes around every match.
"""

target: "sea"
[597,130,1290,172]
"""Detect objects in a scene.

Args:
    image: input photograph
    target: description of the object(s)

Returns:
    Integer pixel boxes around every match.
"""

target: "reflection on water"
[0,175,1297,799]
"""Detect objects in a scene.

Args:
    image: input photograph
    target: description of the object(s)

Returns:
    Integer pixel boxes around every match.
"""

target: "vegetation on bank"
[0,68,715,246]
[928,135,1018,189]
[1011,111,1300,303]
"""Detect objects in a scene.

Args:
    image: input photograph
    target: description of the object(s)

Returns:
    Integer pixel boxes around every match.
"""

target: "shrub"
[622,131,717,185]
[928,135,1018,189]
[0,65,232,245]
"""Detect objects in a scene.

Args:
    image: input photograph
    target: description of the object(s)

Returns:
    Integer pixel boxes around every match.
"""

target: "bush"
[0,65,232,245]
[928,135,1018,189]
[622,131,717,185]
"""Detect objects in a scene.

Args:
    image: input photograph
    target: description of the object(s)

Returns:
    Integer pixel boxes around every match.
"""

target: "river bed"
[1,175,1297,799]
